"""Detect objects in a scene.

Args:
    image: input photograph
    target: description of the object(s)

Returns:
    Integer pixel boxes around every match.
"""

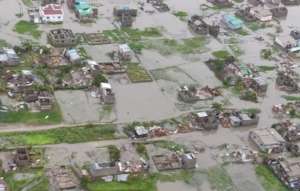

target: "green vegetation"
[0,39,9,48]
[0,104,62,125]
[229,44,244,57]
[282,95,300,101]
[4,169,48,191]
[145,37,208,55]
[14,21,42,39]
[84,171,193,191]
[212,50,232,60]
[235,28,249,36]
[136,143,149,159]
[152,140,186,152]
[22,0,33,7]
[103,27,162,42]
[241,108,261,114]
[260,49,273,60]
[255,164,289,191]
[128,42,144,54]
[240,90,257,102]
[126,62,152,83]
[173,11,188,21]
[207,166,237,191]
[107,145,121,162]
[92,73,108,86]
[258,65,276,72]
[246,22,272,31]
[0,124,115,147]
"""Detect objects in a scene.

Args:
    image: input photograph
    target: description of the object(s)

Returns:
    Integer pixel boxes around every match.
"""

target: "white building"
[39,4,64,23]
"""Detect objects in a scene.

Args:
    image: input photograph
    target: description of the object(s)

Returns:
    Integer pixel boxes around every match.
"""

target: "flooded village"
[0,0,299,190]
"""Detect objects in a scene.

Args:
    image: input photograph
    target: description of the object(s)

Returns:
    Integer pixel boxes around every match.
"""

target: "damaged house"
[249,128,285,153]
[178,85,221,103]
[272,121,300,142]
[267,157,300,190]
[276,71,299,92]
[152,153,196,171]
[270,7,288,18]
[188,15,220,37]
[220,110,259,128]
[14,148,31,167]
[0,48,20,66]
[113,6,137,27]
[47,29,78,47]
[235,7,257,22]
[99,83,115,104]
[89,162,119,180]
[147,0,170,12]
[249,6,273,22]
[98,62,127,75]
[190,111,219,130]
[49,166,79,191]
[188,15,209,35]
[207,0,233,7]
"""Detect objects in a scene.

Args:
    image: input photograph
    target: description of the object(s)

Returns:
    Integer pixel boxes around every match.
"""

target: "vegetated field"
[282,95,300,101]
[207,166,237,191]
[4,169,48,191]
[14,20,42,39]
[0,124,116,146]
[0,104,62,125]
[127,62,152,83]
[22,0,33,7]
[145,37,208,55]
[85,171,192,191]
[255,164,289,191]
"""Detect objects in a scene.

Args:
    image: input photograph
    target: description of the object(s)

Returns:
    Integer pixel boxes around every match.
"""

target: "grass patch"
[22,0,33,7]
[145,37,208,55]
[255,164,289,191]
[4,169,48,191]
[260,49,273,60]
[207,166,237,191]
[0,39,10,48]
[241,108,261,114]
[84,171,193,191]
[282,95,300,101]
[212,50,232,60]
[136,143,149,159]
[229,44,244,57]
[0,124,115,147]
[14,20,42,39]
[235,28,249,36]
[258,65,276,72]
[173,11,188,21]
[0,104,62,125]
[152,140,186,152]
[246,22,271,31]
[107,145,121,162]
[103,27,162,43]
[126,62,152,83]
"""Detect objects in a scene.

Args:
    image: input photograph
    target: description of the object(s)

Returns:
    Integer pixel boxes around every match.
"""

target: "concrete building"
[267,157,300,190]
[249,128,285,153]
